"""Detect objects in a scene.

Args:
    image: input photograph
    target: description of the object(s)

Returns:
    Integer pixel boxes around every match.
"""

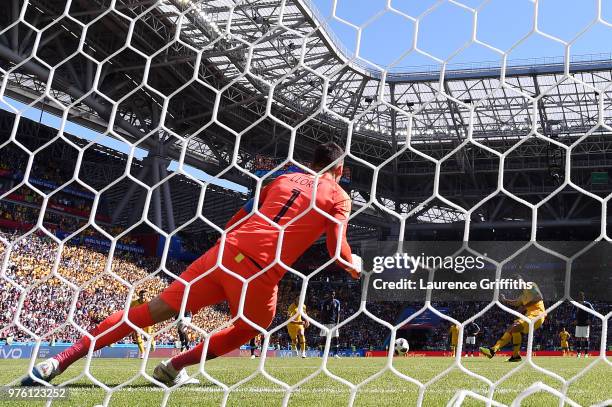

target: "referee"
[319,291,341,358]
[176,311,192,352]
[465,321,480,357]
[574,292,595,358]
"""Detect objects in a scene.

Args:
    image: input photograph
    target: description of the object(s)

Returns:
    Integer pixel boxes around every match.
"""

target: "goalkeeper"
[22,142,361,386]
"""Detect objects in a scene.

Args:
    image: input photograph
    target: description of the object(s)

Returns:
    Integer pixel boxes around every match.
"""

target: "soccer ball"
[394,338,409,356]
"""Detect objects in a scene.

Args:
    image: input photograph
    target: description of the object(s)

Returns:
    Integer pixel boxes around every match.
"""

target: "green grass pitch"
[0,356,609,406]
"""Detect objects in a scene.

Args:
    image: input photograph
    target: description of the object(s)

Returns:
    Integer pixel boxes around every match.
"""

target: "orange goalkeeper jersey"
[225,173,352,281]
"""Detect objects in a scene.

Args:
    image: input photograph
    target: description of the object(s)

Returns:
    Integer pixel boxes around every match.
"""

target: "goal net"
[0,0,610,406]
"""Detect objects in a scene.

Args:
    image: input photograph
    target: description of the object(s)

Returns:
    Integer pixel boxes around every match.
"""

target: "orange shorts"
[159,243,278,329]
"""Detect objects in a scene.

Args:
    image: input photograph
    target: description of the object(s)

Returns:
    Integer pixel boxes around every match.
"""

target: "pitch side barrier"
[3,344,608,360]
[0,343,357,359]
[364,350,611,357]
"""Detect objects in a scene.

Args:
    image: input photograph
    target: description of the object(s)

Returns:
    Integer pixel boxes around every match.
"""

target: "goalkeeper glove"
[348,254,362,279]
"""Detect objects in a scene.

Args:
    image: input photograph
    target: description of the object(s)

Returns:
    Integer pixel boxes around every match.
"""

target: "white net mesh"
[0,0,611,406]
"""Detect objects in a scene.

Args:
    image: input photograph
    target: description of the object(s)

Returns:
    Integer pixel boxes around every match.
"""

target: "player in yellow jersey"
[480,275,546,362]
[249,334,263,359]
[559,327,571,357]
[449,323,460,357]
[287,296,309,358]
[130,290,155,359]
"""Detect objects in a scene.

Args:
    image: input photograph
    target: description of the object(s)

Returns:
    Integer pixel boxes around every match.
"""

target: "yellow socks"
[512,332,522,356]
[136,337,145,355]
[299,336,306,353]
[492,332,512,352]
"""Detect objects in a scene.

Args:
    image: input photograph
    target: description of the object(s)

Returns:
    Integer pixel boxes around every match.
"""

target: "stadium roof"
[155,0,612,145]
[2,0,612,162]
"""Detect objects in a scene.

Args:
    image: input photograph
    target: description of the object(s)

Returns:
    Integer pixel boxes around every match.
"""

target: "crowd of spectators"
[0,230,608,353]
[2,184,92,212]
[0,200,36,224]
[1,230,608,353]
[0,199,86,232]
[0,149,99,237]
[0,233,230,346]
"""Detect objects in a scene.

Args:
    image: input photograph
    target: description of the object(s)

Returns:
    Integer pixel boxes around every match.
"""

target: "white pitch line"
[65,386,592,395]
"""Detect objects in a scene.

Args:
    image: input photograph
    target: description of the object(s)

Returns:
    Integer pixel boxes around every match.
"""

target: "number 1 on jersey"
[273,188,301,223]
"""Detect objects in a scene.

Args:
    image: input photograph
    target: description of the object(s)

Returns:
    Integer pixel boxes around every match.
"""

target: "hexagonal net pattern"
[0,0,611,406]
